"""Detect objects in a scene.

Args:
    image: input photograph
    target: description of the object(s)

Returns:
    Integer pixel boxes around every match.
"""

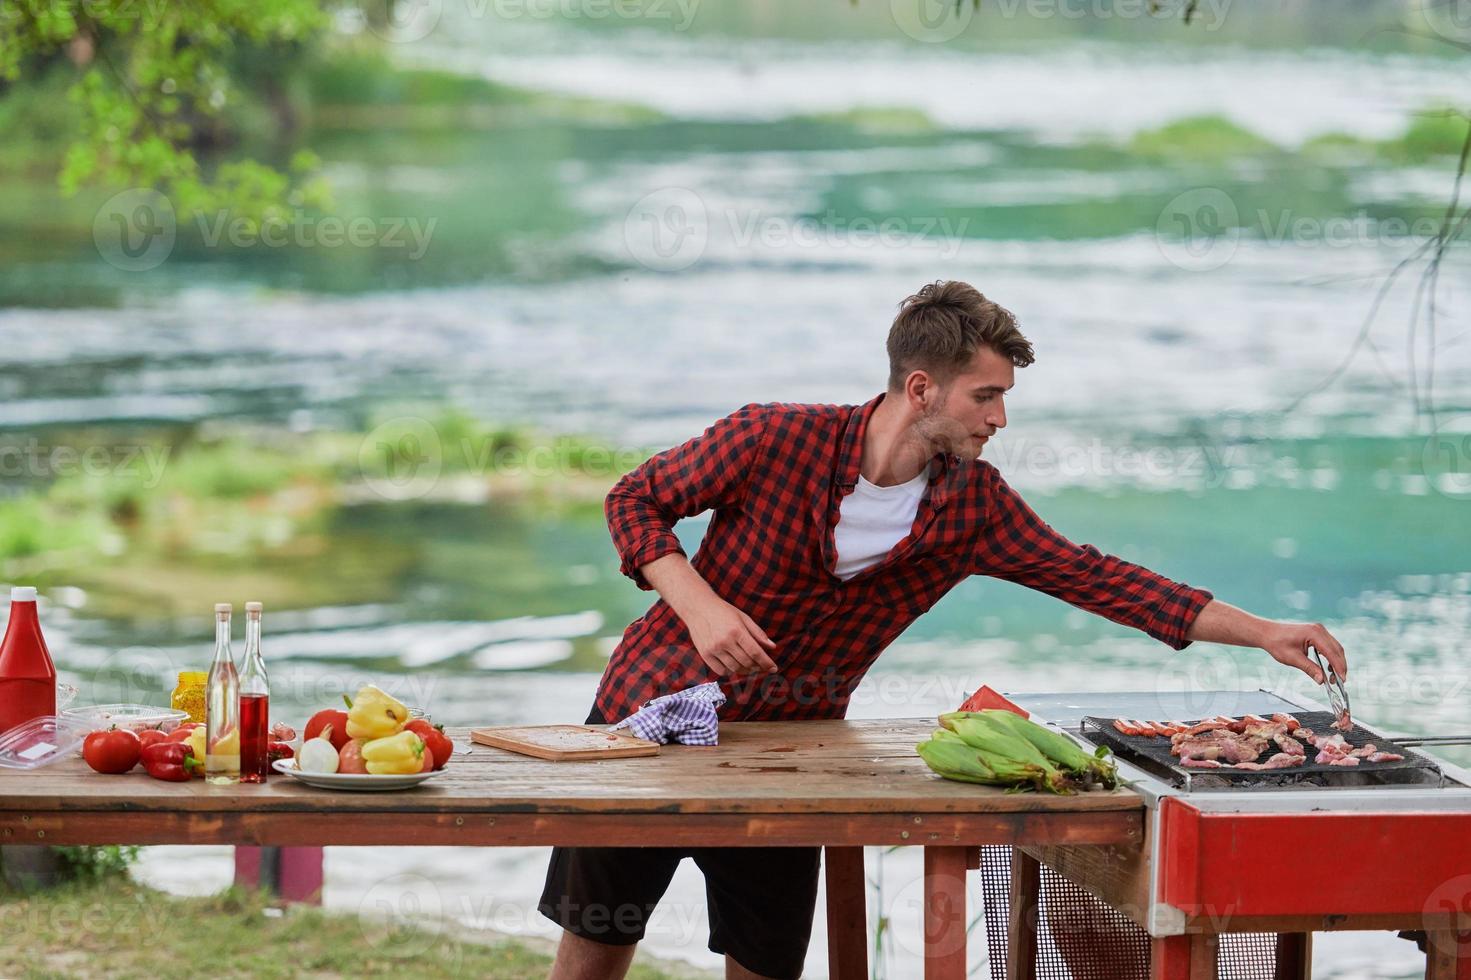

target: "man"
[540,280,1349,980]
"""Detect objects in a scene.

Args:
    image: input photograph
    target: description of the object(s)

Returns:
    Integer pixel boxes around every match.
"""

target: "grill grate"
[1080,711,1441,786]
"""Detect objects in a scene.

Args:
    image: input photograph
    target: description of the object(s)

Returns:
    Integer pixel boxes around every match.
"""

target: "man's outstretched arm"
[972,464,1349,684]
[1184,598,1347,684]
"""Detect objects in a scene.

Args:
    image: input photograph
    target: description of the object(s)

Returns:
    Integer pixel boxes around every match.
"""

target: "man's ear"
[904,370,935,410]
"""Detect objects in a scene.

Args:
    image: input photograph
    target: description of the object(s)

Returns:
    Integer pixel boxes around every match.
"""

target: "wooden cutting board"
[469,724,661,761]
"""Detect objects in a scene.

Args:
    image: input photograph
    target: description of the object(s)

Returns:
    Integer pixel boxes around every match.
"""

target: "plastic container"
[61,704,189,732]
[0,714,92,770]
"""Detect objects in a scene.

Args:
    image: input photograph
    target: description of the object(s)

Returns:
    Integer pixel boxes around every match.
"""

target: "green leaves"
[6,0,332,224]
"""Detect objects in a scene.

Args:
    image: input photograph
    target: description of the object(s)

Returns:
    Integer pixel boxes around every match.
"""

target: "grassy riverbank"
[0,414,646,619]
[0,876,693,980]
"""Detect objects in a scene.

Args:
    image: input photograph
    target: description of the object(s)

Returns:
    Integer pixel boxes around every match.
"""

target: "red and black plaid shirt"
[592,392,1214,723]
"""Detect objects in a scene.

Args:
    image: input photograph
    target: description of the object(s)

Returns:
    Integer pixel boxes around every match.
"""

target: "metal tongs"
[1309,642,1351,730]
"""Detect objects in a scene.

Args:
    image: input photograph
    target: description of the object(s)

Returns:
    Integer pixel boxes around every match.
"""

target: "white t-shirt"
[832,462,930,581]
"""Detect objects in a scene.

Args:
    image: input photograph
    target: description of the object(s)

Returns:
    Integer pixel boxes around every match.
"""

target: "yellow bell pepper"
[345,684,409,740]
[187,726,206,765]
[360,730,426,775]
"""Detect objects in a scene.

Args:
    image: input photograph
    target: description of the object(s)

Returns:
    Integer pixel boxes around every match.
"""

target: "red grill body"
[986,689,1471,979]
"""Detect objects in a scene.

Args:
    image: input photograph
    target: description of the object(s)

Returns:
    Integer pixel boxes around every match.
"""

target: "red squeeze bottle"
[0,587,57,734]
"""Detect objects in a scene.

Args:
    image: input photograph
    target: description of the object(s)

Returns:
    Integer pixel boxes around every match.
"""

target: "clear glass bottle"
[239,601,269,783]
[205,603,240,784]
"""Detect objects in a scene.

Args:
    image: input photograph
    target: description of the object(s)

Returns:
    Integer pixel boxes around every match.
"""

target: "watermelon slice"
[955,685,1029,718]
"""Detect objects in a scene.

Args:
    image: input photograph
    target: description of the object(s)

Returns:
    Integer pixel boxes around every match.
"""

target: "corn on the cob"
[927,715,1073,793]
[915,738,1008,785]
[976,709,1118,789]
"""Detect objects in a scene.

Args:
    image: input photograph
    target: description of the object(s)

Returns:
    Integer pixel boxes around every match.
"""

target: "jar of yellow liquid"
[171,671,207,724]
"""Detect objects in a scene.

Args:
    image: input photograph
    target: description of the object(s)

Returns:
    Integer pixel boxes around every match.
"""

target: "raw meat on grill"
[1364,751,1405,763]
[1231,753,1304,771]
[1272,733,1307,757]
[1104,712,1416,777]
[1172,731,1269,765]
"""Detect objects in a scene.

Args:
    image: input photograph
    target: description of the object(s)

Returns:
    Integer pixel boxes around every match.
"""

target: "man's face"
[910,346,1014,459]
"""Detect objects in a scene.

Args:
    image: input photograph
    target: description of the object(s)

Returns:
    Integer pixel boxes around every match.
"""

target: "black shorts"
[536,709,821,979]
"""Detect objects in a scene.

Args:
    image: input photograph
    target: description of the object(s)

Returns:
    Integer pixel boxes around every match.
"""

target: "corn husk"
[927,715,1074,794]
[976,709,1118,790]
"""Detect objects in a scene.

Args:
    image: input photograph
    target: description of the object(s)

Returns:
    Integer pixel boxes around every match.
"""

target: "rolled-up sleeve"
[970,465,1213,649]
[605,403,770,590]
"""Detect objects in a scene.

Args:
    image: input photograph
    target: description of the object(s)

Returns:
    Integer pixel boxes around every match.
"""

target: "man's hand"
[1186,600,1349,685]
[684,595,779,678]
[1259,620,1348,686]
[638,553,779,678]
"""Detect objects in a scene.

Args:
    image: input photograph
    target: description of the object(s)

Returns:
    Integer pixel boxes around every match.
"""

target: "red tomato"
[136,730,170,750]
[304,709,350,751]
[417,737,433,773]
[83,728,141,774]
[405,719,452,771]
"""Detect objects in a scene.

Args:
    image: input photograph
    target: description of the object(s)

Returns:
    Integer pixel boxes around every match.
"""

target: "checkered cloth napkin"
[610,682,726,745]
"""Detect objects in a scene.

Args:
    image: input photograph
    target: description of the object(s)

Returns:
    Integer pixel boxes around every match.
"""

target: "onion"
[297,735,339,774]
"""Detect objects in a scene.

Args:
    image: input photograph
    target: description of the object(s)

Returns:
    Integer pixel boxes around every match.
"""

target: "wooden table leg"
[1274,931,1312,980]
[824,846,868,980]
[1006,848,1040,980]
[1151,933,1218,980]
[923,846,969,980]
[1425,931,1471,980]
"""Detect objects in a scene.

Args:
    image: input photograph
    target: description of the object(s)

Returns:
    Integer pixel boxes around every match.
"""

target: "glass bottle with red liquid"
[239,601,270,782]
[0,587,56,734]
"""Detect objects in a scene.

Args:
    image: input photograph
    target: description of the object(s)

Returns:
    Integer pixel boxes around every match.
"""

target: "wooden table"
[0,719,1144,978]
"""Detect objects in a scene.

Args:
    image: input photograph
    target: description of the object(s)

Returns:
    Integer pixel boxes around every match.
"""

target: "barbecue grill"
[1079,710,1444,790]
[977,688,1471,979]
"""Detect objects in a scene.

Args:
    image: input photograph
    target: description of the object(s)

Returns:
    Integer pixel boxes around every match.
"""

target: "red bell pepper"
[267,741,294,764]
[141,740,203,782]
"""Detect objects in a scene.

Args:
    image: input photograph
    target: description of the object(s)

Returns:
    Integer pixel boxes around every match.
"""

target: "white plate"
[271,757,443,791]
